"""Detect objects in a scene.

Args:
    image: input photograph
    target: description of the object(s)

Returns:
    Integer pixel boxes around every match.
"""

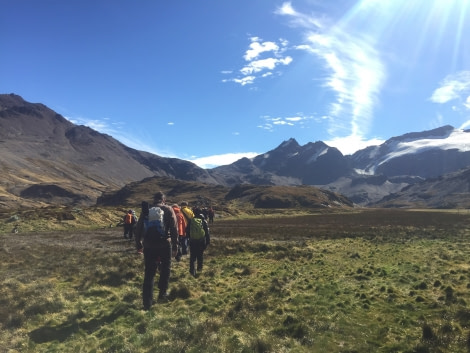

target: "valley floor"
[2,209,470,352]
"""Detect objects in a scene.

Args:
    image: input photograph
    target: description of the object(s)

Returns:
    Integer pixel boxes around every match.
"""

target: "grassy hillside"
[2,209,470,352]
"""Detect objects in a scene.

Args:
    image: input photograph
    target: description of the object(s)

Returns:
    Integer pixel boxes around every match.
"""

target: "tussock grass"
[1,209,470,352]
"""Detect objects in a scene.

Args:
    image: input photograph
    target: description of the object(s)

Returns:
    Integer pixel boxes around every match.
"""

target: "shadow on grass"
[29,305,128,343]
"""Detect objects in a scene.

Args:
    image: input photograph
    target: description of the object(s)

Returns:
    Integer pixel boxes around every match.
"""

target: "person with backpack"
[123,210,135,239]
[135,191,178,309]
[130,210,138,240]
[180,200,194,244]
[180,201,194,224]
[188,213,210,277]
[172,204,187,261]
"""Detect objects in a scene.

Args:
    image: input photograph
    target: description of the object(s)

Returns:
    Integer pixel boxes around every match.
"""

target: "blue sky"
[2,0,470,168]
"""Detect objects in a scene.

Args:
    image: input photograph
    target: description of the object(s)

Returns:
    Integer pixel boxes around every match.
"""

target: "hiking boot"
[158,292,169,302]
[190,268,196,277]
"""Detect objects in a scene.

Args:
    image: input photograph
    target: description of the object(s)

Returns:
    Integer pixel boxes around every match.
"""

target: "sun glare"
[343,0,470,59]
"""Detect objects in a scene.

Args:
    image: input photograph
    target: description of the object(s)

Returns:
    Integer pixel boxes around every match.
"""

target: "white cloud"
[225,76,256,86]
[189,152,259,169]
[325,135,384,156]
[240,56,292,75]
[430,71,470,104]
[276,2,324,29]
[224,36,292,86]
[285,116,303,122]
[258,114,314,131]
[244,38,279,61]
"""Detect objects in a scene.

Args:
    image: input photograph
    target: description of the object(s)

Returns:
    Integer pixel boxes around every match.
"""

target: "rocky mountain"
[0,94,216,209]
[323,126,470,205]
[371,166,470,209]
[2,93,469,210]
[211,139,349,186]
[349,125,470,178]
[212,125,470,206]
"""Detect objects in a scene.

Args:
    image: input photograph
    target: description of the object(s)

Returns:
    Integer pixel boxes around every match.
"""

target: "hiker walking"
[180,201,194,223]
[123,210,135,239]
[208,207,215,224]
[135,192,179,310]
[172,204,188,261]
[188,212,210,277]
[180,200,195,252]
[130,210,138,240]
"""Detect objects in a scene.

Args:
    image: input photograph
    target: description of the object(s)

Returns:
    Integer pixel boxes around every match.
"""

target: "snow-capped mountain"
[3,93,469,208]
[213,125,470,205]
[350,125,470,178]
[211,138,349,186]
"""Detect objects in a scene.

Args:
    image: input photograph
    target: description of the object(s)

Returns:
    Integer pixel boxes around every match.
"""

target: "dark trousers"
[189,239,205,275]
[143,240,171,308]
[180,236,188,255]
[124,224,134,238]
[175,236,188,261]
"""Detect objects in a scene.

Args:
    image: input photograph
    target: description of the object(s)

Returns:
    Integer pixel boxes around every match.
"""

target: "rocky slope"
[0,94,216,209]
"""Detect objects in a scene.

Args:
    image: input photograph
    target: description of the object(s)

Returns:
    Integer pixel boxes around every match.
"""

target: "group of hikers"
[122,192,213,310]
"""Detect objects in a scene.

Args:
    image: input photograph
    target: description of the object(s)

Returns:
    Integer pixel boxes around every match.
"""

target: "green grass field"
[2,209,470,352]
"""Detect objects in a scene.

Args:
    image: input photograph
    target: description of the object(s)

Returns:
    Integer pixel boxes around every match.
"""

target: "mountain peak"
[279,138,300,149]
[0,93,27,109]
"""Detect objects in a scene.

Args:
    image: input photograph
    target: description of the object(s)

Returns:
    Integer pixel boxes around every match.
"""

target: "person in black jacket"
[135,192,178,310]
[188,213,210,277]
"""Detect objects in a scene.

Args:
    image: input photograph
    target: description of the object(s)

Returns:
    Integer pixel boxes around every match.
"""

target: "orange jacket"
[172,206,187,236]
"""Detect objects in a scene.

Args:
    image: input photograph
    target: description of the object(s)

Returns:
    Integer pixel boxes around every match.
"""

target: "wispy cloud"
[431,71,470,131]
[65,116,172,156]
[461,120,470,130]
[222,36,292,86]
[258,114,316,131]
[67,116,119,134]
[277,2,386,139]
[430,71,470,106]
[65,115,258,167]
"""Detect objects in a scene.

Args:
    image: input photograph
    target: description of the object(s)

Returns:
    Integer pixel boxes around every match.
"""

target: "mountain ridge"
[0,94,216,209]
[2,93,470,209]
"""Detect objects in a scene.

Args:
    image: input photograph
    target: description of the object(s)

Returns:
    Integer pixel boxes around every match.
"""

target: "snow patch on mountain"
[354,168,375,176]
[307,147,329,164]
[379,129,470,166]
